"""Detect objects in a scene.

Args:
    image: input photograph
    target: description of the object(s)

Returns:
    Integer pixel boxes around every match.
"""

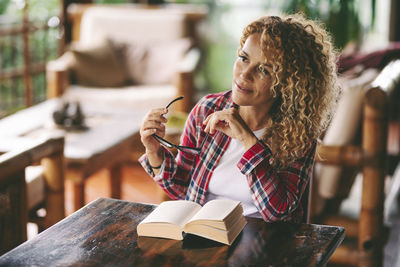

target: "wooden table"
[0,198,345,266]
[0,99,145,211]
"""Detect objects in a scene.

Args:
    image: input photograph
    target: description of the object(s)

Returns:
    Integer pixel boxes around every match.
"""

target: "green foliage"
[0,0,61,116]
[203,42,235,92]
[0,0,10,14]
[325,0,361,49]
[3,0,60,19]
[285,0,322,19]
[284,0,374,50]
[33,73,46,102]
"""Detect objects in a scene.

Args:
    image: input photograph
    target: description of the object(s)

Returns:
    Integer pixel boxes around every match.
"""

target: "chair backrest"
[314,59,400,266]
[67,3,207,45]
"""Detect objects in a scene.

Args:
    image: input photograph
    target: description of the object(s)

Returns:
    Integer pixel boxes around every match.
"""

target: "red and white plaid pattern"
[139,90,316,222]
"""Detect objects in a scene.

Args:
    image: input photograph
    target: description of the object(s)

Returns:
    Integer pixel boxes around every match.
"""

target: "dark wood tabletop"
[0,198,345,266]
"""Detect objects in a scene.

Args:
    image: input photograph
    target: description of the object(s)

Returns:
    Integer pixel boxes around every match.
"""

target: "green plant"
[0,0,61,117]
[284,0,376,50]
[326,0,361,49]
[0,0,10,14]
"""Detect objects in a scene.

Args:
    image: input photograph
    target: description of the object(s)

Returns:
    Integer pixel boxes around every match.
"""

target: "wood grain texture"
[0,198,345,266]
[0,170,27,256]
[0,136,65,255]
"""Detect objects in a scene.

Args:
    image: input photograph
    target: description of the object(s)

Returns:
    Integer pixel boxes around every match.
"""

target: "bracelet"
[150,164,162,170]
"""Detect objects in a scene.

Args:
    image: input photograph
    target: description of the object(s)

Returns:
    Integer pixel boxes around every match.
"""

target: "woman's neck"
[238,105,271,131]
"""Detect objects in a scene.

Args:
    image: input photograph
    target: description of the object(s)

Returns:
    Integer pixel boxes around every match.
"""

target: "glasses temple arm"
[165,96,184,109]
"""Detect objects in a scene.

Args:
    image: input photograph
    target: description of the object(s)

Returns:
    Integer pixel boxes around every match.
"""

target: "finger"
[203,114,212,125]
[141,128,157,138]
[203,114,214,134]
[146,111,168,123]
[146,108,168,117]
[203,120,210,134]
[148,108,167,116]
[203,108,219,125]
[203,112,218,133]
[142,121,166,132]
[207,114,220,134]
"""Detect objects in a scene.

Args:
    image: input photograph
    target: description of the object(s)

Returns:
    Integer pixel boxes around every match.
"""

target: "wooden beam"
[22,3,32,107]
[359,87,387,267]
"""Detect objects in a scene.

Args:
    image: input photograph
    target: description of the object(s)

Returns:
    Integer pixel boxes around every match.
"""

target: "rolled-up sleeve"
[238,140,316,222]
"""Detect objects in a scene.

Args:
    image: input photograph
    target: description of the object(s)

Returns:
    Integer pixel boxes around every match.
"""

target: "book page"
[141,200,202,227]
[187,199,240,223]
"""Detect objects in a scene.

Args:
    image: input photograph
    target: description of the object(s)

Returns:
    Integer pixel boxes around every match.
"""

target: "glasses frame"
[152,96,208,155]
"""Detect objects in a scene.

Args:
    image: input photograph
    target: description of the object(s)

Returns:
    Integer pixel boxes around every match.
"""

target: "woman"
[139,14,338,222]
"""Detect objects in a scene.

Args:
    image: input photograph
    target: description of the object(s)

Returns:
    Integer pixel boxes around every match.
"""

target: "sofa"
[46,3,207,113]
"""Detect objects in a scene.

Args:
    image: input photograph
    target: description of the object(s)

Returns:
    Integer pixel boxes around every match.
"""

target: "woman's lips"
[235,82,252,94]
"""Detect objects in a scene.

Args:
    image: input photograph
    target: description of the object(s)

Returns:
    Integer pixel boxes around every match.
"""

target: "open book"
[137,199,247,245]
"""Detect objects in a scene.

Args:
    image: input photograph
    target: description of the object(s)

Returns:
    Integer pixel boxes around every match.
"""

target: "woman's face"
[232,34,276,109]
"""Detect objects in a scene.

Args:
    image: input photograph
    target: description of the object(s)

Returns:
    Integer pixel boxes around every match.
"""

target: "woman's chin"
[232,92,251,106]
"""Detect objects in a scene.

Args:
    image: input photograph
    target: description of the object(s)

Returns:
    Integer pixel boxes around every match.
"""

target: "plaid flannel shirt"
[139,90,316,222]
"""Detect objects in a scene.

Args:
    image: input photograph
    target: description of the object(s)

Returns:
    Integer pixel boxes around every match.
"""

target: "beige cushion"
[123,38,192,85]
[69,39,127,87]
[25,166,45,211]
[63,84,178,111]
[315,68,379,199]
[79,6,187,46]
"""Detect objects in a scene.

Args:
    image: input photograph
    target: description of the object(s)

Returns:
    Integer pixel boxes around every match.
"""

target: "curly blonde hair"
[240,13,339,167]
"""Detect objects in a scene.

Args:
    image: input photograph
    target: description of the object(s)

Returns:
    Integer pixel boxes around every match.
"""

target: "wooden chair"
[47,3,207,113]
[314,59,400,267]
[0,136,65,255]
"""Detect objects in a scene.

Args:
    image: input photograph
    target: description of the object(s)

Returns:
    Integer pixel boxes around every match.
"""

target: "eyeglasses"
[152,96,208,155]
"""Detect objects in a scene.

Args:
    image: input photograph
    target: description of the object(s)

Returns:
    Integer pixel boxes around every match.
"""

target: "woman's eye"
[238,55,247,62]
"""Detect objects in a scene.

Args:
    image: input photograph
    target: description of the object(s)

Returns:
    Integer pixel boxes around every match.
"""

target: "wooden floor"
[64,162,167,216]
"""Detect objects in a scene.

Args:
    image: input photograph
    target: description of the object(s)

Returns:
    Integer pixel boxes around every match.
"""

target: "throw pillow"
[69,39,128,87]
[123,38,192,85]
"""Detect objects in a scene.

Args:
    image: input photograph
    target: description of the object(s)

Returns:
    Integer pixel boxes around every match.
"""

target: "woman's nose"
[240,66,254,81]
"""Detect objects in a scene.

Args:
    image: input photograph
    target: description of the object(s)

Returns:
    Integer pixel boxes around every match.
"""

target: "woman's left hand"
[203,107,258,150]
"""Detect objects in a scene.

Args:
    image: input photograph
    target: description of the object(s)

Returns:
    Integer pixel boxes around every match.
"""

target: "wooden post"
[41,151,65,228]
[174,72,194,113]
[22,1,32,107]
[389,0,400,41]
[358,87,387,267]
[46,62,69,98]
[65,165,87,212]
[109,164,122,199]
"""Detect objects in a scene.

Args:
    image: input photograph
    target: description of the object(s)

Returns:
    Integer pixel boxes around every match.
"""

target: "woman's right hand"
[140,108,168,154]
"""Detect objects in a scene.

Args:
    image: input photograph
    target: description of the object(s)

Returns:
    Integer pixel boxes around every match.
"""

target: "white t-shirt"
[205,129,265,218]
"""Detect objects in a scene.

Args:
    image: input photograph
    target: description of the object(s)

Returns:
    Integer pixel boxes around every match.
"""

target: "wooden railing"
[0,4,61,118]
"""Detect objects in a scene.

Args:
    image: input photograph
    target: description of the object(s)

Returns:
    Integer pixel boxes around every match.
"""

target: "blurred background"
[0,0,397,118]
[1,1,400,266]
